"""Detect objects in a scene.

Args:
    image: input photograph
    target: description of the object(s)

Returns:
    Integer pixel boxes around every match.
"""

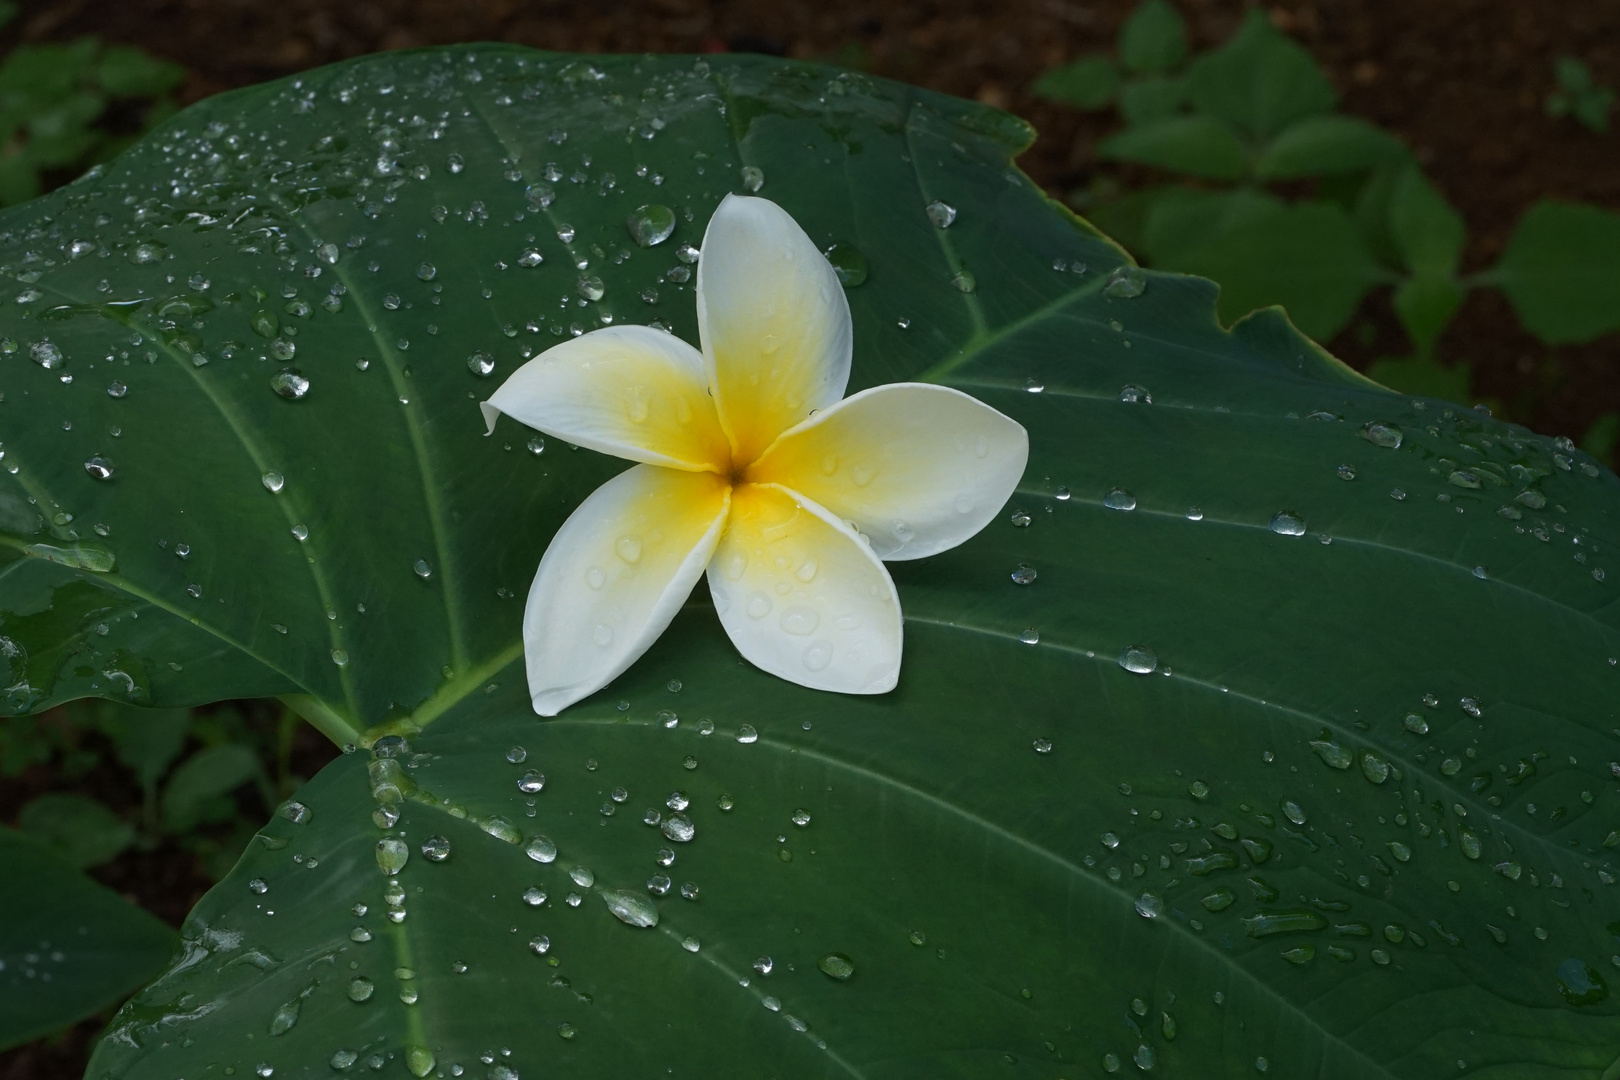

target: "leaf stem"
[277,694,363,749]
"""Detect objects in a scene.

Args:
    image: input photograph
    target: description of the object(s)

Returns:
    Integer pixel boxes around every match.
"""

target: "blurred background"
[0,1,1615,1076]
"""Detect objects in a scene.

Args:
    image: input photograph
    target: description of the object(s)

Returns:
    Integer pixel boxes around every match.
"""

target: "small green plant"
[0,2,186,206]
[1036,3,1620,412]
[1545,55,1614,134]
[7,699,309,881]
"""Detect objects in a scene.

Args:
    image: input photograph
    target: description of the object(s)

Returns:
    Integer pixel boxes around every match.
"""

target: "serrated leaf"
[1494,199,1620,344]
[1184,10,1336,140]
[0,48,1616,1080]
[0,827,176,1051]
[1254,114,1409,180]
[1119,0,1189,74]
[1098,114,1248,180]
[1030,55,1118,109]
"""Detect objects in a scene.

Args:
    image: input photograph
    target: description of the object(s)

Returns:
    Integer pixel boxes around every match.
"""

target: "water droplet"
[415,263,436,282]
[1009,509,1032,528]
[662,814,695,842]
[1032,737,1053,753]
[270,368,309,400]
[517,248,544,267]
[1336,464,1356,480]
[1104,265,1146,298]
[569,865,595,888]
[1119,384,1151,403]
[615,535,643,563]
[375,838,409,875]
[1403,712,1429,735]
[1472,565,1488,580]
[1019,627,1040,645]
[925,200,956,228]
[331,648,349,667]
[1360,421,1403,449]
[525,835,557,863]
[261,471,285,493]
[1135,892,1164,919]
[1010,563,1037,586]
[626,204,676,247]
[949,269,977,293]
[791,808,812,827]
[1556,958,1609,1006]
[1268,511,1307,537]
[1104,488,1136,511]
[467,351,495,377]
[29,340,64,369]
[517,769,546,793]
[735,724,759,744]
[1118,646,1158,675]
[420,835,450,862]
[577,275,606,302]
[819,952,855,979]
[82,455,114,481]
[528,935,550,955]
[824,243,867,287]
[347,976,374,1002]
[602,889,659,927]
[740,165,765,191]
[107,380,127,398]
[414,559,433,579]
[1282,800,1307,825]
[1054,486,1071,501]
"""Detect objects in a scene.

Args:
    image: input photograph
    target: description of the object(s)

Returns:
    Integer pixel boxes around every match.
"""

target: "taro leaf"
[1097,114,1248,180]
[1494,199,1620,345]
[0,826,176,1051]
[1184,10,1337,140]
[1142,189,1386,339]
[1030,55,1118,109]
[1253,114,1409,180]
[0,48,1612,1080]
[16,791,136,868]
[1118,0,1189,75]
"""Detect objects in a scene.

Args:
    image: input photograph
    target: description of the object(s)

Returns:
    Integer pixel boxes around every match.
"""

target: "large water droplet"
[626,204,676,247]
[467,351,495,377]
[420,835,450,862]
[602,889,659,927]
[375,838,408,875]
[824,243,867,287]
[1104,265,1146,298]
[1010,563,1037,586]
[740,165,764,191]
[1118,646,1158,675]
[1556,958,1609,1007]
[83,456,114,481]
[270,368,309,400]
[1104,488,1136,511]
[819,952,856,979]
[1269,511,1306,536]
[1359,421,1403,449]
[661,814,695,843]
[525,835,558,863]
[577,275,606,302]
[925,200,956,228]
[30,340,63,369]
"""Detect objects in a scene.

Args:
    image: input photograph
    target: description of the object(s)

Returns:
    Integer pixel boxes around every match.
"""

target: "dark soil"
[2,1,1617,1076]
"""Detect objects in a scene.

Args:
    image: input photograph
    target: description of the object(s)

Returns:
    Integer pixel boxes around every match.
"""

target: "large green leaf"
[0,48,1616,1079]
[0,827,176,1051]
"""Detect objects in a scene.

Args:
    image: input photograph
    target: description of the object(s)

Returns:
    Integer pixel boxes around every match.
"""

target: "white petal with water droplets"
[697,194,851,465]
[749,383,1028,559]
[707,482,900,695]
[482,325,730,472]
[524,465,731,716]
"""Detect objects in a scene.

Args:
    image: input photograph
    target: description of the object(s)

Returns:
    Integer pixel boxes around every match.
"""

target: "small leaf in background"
[1494,200,1620,344]
[1253,114,1409,179]
[160,744,265,834]
[107,707,191,796]
[1364,355,1473,403]
[1545,55,1614,134]
[1118,0,1188,74]
[1387,165,1465,276]
[1030,55,1118,109]
[1581,411,1619,463]
[1098,114,1248,179]
[97,44,187,98]
[1392,271,1466,358]
[1183,9,1336,139]
[16,793,136,869]
[1116,73,1185,125]
[0,828,176,1052]
[1146,192,1384,339]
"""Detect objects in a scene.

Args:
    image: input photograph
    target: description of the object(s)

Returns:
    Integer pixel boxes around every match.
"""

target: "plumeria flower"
[482,194,1027,716]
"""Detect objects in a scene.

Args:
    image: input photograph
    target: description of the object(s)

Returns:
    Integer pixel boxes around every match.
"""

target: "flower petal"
[482,325,730,472]
[524,465,731,715]
[707,482,900,695]
[696,194,851,465]
[748,383,1029,560]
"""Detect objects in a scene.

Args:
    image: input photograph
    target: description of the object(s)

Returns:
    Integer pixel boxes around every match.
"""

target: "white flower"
[483,194,1028,716]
